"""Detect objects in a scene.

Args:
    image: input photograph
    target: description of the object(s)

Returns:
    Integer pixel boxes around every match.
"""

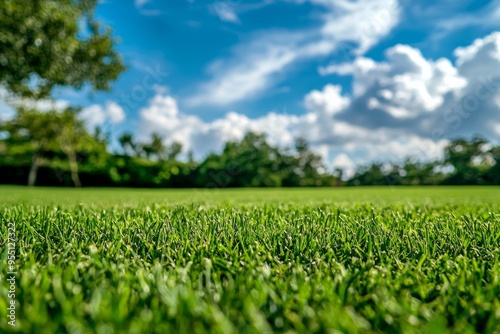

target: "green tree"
[119,132,141,157]
[167,141,183,161]
[293,137,329,186]
[141,133,167,160]
[486,144,500,184]
[195,132,331,188]
[348,163,389,186]
[0,0,124,187]
[196,132,275,187]
[2,108,60,186]
[2,108,87,186]
[401,160,443,185]
[0,0,125,98]
[444,137,491,185]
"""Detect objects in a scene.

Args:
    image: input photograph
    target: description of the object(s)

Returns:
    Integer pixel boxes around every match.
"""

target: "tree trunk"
[60,137,82,187]
[67,149,81,187]
[28,153,40,186]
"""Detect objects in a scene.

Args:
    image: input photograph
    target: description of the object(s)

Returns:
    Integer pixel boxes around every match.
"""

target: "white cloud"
[188,0,402,107]
[80,105,106,129]
[493,122,500,136]
[0,86,70,121]
[454,32,500,75]
[188,35,300,106]
[0,86,15,122]
[135,0,149,7]
[321,45,468,120]
[139,94,204,152]
[304,84,349,116]
[321,31,500,142]
[134,0,161,15]
[332,153,356,178]
[139,92,299,156]
[23,99,70,113]
[318,0,402,55]
[209,0,279,24]
[211,2,240,23]
[106,102,126,124]
[80,101,126,130]
[435,0,500,35]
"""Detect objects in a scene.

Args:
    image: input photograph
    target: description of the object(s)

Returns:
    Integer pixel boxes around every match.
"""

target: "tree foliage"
[194,133,334,188]
[0,0,125,97]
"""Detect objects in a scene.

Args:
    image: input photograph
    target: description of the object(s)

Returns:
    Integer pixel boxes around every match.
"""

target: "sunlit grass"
[0,186,499,333]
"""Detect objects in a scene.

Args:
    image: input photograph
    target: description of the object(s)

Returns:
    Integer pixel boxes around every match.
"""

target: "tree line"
[0,108,335,187]
[347,137,500,186]
[0,108,499,187]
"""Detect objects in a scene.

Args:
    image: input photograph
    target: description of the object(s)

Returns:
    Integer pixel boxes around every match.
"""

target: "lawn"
[1,186,499,333]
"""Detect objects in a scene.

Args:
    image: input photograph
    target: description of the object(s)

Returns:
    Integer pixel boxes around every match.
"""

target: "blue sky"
[5,0,500,175]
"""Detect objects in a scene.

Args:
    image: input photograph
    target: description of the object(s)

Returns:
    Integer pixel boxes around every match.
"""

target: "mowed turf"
[1,186,499,333]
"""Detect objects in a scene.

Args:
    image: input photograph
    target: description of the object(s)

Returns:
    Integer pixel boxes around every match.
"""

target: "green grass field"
[1,186,499,333]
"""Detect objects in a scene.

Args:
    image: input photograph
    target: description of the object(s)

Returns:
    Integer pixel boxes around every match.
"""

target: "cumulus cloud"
[450,32,500,139]
[320,31,500,141]
[188,0,402,107]
[320,45,467,121]
[106,102,127,124]
[304,84,350,117]
[80,101,126,130]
